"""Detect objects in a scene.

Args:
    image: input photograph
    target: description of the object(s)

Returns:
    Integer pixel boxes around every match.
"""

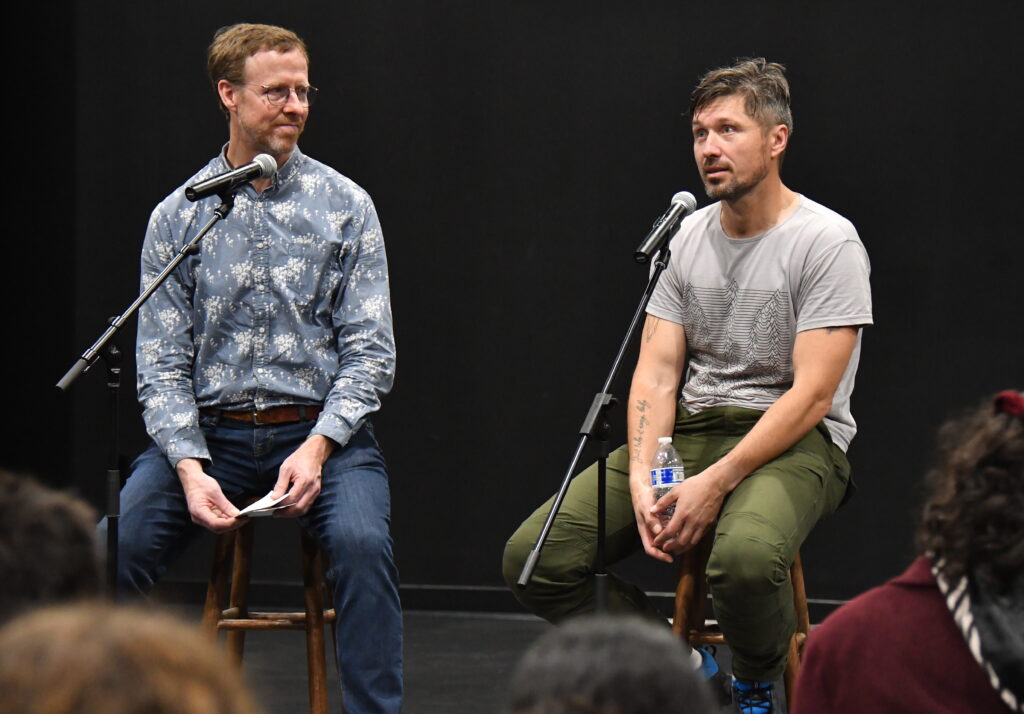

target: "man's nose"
[283,89,307,113]
[701,132,722,157]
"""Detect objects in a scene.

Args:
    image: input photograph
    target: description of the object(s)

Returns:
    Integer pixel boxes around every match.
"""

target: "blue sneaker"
[696,647,732,706]
[696,647,719,679]
[732,678,774,714]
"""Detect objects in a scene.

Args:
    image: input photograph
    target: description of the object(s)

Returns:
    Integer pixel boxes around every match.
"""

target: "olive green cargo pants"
[502,405,851,681]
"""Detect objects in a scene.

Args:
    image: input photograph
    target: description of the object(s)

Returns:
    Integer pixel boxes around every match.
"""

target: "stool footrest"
[689,631,726,645]
[217,610,338,631]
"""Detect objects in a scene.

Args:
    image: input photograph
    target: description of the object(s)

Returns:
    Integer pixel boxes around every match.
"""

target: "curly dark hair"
[0,470,100,623]
[916,391,1024,592]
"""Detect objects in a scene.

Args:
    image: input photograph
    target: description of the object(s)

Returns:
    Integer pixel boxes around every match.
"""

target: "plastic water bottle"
[650,436,685,523]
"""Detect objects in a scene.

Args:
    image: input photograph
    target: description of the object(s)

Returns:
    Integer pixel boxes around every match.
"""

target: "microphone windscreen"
[671,191,697,213]
[253,154,277,178]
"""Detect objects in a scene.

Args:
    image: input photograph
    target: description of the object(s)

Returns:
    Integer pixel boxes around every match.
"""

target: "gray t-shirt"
[647,195,872,451]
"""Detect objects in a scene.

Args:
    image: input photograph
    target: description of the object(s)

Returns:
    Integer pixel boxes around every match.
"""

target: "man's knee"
[501,524,533,589]
[706,516,789,597]
[316,517,396,593]
[502,520,593,622]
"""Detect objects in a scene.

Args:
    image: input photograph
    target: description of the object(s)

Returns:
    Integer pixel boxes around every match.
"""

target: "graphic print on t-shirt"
[679,279,793,404]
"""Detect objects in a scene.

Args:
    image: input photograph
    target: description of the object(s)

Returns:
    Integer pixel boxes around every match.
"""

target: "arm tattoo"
[644,318,661,343]
[631,399,650,463]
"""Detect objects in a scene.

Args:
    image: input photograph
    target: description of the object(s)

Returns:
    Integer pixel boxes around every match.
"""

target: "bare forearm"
[707,326,857,492]
[628,316,686,480]
[705,385,833,491]
[626,377,678,478]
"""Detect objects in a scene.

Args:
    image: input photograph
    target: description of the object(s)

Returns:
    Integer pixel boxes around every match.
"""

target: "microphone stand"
[56,190,238,597]
[517,234,676,611]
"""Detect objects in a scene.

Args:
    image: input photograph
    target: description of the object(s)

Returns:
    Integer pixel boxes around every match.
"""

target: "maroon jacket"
[793,557,1010,713]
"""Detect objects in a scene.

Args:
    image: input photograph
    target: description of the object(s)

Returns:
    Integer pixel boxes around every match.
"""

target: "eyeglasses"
[240,83,319,107]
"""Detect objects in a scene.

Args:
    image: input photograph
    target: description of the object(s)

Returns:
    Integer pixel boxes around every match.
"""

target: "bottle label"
[650,467,685,487]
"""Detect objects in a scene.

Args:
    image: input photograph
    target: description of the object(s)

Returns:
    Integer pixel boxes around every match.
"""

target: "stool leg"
[302,530,329,714]
[226,522,253,664]
[202,531,236,641]
[673,534,713,642]
[784,552,809,709]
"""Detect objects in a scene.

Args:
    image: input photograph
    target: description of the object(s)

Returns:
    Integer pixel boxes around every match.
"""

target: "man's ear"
[768,124,789,159]
[217,79,239,115]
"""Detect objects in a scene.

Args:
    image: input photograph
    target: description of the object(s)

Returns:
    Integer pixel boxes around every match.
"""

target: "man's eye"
[267,86,290,101]
[722,125,736,133]
[694,129,707,140]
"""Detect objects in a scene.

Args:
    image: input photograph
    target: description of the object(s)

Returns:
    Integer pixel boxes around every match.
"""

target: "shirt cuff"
[164,431,212,467]
[309,412,355,450]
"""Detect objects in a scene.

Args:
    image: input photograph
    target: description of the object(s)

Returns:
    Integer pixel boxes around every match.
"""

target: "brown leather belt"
[202,405,323,425]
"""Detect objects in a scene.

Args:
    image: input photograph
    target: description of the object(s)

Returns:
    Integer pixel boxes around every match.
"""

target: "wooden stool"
[202,520,338,714]
[672,535,809,708]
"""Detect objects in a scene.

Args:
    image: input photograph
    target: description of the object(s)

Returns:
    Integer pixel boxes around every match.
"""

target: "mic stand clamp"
[56,191,237,597]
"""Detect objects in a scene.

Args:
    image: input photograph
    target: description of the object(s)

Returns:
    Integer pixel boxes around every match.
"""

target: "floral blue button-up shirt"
[136,146,395,465]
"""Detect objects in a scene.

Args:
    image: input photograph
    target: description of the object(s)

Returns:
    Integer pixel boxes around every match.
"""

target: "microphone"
[633,191,697,264]
[185,154,278,201]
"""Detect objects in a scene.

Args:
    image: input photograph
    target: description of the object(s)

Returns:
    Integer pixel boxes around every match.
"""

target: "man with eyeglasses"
[98,23,401,714]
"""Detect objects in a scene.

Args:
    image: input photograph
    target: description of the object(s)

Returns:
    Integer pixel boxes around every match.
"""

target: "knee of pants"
[96,519,158,595]
[502,522,591,609]
[706,526,789,599]
[322,524,395,579]
[501,527,531,589]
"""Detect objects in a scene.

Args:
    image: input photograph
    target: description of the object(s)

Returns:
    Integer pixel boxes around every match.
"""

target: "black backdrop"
[10,1,1021,610]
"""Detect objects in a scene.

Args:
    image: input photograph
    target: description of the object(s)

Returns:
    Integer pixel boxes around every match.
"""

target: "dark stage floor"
[188,608,787,714]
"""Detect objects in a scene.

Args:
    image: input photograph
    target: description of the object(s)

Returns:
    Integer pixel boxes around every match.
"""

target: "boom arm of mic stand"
[56,194,236,391]
[516,243,674,591]
[53,191,236,599]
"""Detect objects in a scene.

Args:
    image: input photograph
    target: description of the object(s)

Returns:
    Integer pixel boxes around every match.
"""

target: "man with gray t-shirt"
[503,58,870,714]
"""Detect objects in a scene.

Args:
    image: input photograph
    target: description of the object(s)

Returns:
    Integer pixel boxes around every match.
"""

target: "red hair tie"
[994,390,1024,418]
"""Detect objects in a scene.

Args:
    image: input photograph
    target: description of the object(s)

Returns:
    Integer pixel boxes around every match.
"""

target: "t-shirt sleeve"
[795,238,873,332]
[646,237,688,325]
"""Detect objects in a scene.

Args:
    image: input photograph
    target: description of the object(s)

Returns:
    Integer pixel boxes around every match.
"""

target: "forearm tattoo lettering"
[631,399,650,463]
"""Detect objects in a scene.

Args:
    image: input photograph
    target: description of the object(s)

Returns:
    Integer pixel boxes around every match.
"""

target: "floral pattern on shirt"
[136,146,395,464]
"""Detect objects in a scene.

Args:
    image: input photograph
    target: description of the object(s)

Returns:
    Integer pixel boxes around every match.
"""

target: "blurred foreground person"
[0,469,100,624]
[794,390,1023,713]
[0,603,265,714]
[505,615,715,714]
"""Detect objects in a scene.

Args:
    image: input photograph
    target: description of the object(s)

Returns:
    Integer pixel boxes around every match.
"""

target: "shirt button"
[256,242,266,249]
[256,284,264,291]
[259,327,266,333]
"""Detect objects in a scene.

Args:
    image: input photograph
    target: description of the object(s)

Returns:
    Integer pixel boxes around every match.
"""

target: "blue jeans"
[97,414,403,714]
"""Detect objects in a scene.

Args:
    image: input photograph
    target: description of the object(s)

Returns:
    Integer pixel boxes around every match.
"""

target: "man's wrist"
[629,467,653,489]
[175,457,207,483]
[302,434,336,464]
[703,456,745,494]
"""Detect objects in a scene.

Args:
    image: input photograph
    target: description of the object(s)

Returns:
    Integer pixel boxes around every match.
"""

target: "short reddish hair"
[207,23,309,118]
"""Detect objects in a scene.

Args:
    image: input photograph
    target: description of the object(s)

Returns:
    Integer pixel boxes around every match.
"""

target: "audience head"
[917,389,1024,592]
[0,469,100,623]
[505,614,714,714]
[0,602,265,714]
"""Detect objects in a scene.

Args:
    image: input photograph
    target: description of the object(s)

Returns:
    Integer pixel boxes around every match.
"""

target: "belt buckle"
[252,409,266,426]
